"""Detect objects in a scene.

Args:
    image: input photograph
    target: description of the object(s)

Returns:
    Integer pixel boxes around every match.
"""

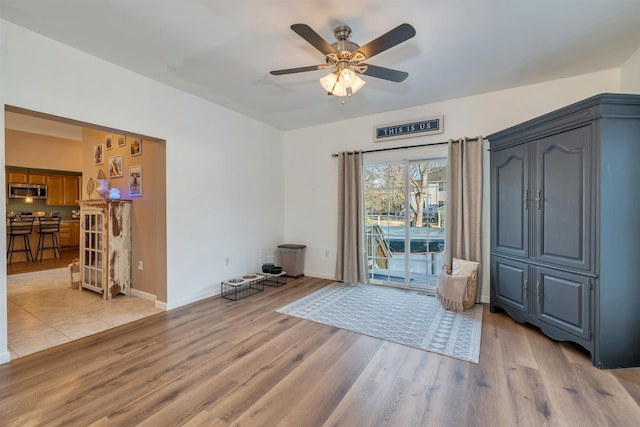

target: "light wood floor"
[1,275,639,426]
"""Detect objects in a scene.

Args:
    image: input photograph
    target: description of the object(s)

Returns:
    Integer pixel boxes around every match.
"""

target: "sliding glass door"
[364,159,447,290]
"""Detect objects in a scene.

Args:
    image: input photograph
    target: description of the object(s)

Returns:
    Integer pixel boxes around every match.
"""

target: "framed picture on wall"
[108,155,124,178]
[94,144,104,165]
[129,165,142,197]
[117,135,126,147]
[130,138,142,157]
[105,134,113,150]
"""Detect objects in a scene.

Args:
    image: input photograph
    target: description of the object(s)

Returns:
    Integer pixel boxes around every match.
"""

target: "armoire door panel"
[535,267,590,341]
[536,125,591,270]
[492,256,529,313]
[491,144,529,258]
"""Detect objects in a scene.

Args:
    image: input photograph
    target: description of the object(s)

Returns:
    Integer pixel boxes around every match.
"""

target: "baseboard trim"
[130,288,156,301]
[303,271,335,281]
[0,350,12,365]
[165,287,221,311]
[130,288,168,311]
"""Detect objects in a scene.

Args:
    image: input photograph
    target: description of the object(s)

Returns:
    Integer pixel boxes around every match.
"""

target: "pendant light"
[24,168,34,204]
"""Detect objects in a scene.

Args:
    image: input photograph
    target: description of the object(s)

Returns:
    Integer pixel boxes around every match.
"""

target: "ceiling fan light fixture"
[320,72,339,93]
[338,68,356,88]
[319,70,365,97]
[349,74,366,94]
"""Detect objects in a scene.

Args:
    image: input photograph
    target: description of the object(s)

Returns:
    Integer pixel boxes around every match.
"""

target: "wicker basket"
[69,258,81,289]
[443,265,478,310]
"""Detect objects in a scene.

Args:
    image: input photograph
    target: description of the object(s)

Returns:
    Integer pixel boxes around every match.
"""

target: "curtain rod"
[330,136,482,158]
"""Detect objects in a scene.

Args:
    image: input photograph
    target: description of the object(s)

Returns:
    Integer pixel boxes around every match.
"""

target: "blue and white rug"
[277,283,483,363]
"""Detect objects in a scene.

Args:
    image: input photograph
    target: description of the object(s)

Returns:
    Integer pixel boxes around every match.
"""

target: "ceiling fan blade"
[358,64,409,82]
[291,24,337,55]
[355,23,416,60]
[270,65,326,75]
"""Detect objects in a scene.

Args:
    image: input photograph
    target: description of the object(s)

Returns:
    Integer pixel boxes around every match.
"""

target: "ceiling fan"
[270,23,416,97]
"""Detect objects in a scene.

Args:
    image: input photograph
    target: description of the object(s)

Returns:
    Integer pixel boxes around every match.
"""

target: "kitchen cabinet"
[7,171,46,184]
[488,93,640,369]
[63,176,80,205]
[59,220,80,247]
[80,200,132,300]
[59,221,71,247]
[7,172,27,183]
[70,221,80,246]
[46,175,64,205]
[46,175,80,206]
[5,170,79,205]
[29,174,47,185]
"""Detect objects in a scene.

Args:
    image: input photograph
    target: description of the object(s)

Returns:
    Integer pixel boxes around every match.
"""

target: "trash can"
[277,244,306,278]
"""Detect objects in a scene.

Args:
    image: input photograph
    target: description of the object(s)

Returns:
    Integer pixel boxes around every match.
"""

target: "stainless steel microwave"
[8,183,48,199]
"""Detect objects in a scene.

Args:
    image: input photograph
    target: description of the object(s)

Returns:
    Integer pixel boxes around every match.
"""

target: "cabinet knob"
[536,189,542,209]
[536,282,542,304]
[523,279,529,298]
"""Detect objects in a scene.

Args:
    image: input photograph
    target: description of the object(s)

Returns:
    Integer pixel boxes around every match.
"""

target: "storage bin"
[277,244,306,278]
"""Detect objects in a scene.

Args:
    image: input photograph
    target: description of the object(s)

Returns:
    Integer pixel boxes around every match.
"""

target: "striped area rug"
[277,282,483,363]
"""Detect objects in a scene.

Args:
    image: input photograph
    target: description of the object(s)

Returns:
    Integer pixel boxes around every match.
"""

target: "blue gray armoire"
[488,93,640,369]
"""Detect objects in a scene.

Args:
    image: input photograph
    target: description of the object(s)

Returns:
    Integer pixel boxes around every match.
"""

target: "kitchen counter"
[6,217,79,225]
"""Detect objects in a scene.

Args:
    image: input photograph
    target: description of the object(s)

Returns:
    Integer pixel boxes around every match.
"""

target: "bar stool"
[7,216,35,265]
[35,217,62,261]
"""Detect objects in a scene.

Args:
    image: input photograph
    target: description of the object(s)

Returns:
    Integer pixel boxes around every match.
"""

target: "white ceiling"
[1,1,639,131]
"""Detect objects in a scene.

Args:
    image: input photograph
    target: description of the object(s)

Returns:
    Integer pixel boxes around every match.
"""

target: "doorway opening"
[4,106,167,359]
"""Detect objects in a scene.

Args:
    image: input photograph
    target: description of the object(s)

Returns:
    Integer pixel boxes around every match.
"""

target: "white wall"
[283,69,621,304]
[621,47,640,93]
[0,20,285,364]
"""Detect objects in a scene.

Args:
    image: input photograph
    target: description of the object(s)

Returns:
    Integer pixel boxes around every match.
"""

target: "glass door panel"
[364,158,447,290]
[364,163,407,284]
[407,160,447,288]
[81,209,104,294]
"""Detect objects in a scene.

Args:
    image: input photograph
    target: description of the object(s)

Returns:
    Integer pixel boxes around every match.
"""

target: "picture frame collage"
[94,134,144,197]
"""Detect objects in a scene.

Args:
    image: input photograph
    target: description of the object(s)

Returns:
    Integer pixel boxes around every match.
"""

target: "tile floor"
[7,267,164,359]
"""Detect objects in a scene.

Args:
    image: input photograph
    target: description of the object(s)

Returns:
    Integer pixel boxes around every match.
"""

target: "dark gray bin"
[277,244,306,278]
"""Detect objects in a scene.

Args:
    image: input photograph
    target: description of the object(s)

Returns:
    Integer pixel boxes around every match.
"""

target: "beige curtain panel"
[445,137,484,302]
[335,151,368,284]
